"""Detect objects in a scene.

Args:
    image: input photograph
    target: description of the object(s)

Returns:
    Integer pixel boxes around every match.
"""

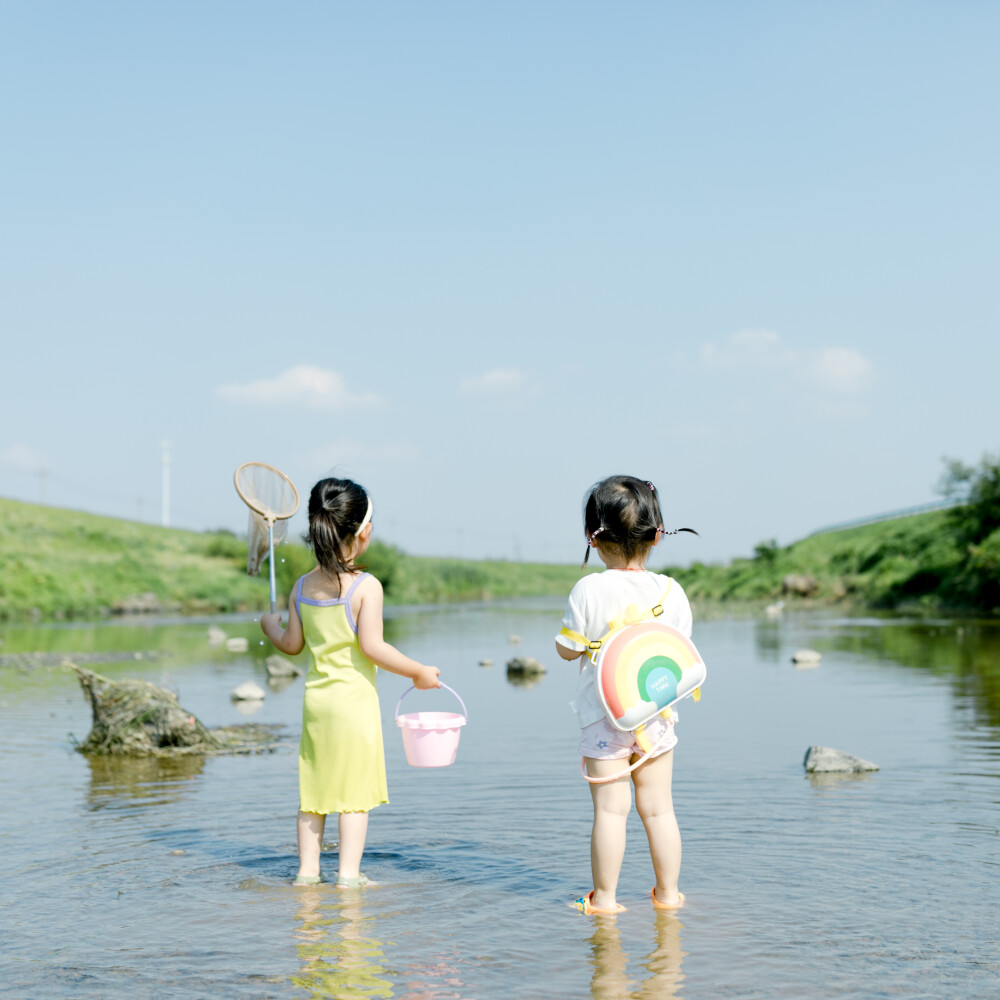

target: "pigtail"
[582,476,697,565]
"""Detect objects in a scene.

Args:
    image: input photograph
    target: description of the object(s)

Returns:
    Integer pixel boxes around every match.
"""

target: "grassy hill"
[0,497,587,621]
[665,507,998,614]
[1,492,994,621]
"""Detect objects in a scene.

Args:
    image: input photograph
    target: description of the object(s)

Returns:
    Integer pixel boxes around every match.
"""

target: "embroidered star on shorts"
[597,740,609,749]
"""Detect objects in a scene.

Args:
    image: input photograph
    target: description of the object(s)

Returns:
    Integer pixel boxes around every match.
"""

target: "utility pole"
[161,441,170,527]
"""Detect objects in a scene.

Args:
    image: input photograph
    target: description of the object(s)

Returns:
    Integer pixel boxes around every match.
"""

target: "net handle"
[267,520,277,613]
[233,461,301,521]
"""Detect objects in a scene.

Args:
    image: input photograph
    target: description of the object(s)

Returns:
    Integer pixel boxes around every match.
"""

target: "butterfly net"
[233,463,300,577]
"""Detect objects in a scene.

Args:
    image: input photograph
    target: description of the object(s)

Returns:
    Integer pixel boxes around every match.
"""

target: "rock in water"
[506,656,546,677]
[804,746,879,773]
[72,665,218,754]
[264,654,303,678]
[792,649,822,666]
[231,681,266,701]
[69,663,282,757]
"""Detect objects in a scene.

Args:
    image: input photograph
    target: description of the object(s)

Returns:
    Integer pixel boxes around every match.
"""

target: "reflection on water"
[805,770,880,790]
[84,752,205,811]
[810,616,1000,725]
[398,956,476,1000]
[638,912,685,1000]
[752,619,784,662]
[505,671,545,689]
[292,890,393,1000]
[291,890,479,1000]
[588,912,685,1000]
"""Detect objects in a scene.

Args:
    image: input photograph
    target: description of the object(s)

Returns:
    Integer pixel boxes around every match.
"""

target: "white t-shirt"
[556,569,694,729]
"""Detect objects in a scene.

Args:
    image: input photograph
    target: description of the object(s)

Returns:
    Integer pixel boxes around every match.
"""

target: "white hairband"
[354,496,373,536]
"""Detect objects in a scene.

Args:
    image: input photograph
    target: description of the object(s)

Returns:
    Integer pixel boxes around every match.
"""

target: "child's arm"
[356,577,440,689]
[556,582,587,662]
[260,592,305,656]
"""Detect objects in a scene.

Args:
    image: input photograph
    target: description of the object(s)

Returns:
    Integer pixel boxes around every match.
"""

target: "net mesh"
[246,510,288,576]
[234,463,299,520]
[233,463,300,577]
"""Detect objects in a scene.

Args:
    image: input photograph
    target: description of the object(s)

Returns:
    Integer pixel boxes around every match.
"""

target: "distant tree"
[753,539,780,564]
[939,452,1000,547]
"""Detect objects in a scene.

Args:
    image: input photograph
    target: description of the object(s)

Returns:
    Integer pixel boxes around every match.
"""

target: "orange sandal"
[650,889,685,910]
[570,891,627,915]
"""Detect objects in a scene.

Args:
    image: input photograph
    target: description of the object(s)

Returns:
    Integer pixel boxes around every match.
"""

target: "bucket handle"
[394,682,468,723]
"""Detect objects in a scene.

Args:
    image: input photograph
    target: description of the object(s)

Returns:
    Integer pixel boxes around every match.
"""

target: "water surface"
[1,603,998,998]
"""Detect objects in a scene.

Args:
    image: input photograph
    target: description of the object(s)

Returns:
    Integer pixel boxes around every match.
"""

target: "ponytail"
[307,478,371,575]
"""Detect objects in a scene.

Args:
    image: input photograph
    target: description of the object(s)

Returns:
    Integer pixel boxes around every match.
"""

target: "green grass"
[0,497,588,622]
[2,495,992,621]
[0,498,265,620]
[663,509,997,614]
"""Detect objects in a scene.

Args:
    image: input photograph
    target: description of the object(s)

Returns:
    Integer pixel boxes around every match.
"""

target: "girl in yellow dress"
[261,477,441,887]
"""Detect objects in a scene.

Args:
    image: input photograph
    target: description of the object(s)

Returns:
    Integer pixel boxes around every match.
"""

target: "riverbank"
[0,498,585,621]
[1,494,992,621]
[666,506,995,614]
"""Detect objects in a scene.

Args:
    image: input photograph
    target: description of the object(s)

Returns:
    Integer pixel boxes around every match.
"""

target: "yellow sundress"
[296,572,388,814]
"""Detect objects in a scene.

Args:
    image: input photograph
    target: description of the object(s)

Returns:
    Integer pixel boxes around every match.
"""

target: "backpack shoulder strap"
[558,626,591,648]
[582,581,675,660]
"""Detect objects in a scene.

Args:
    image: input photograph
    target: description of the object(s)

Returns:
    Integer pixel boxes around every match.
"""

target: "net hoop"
[233,462,300,523]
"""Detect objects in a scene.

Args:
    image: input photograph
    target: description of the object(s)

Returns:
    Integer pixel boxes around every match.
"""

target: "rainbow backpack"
[560,581,707,784]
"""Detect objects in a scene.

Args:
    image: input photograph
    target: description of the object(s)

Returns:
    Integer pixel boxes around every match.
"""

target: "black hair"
[306,477,371,577]
[582,475,697,567]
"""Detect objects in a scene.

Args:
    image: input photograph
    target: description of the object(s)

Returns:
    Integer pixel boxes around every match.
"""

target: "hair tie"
[646,481,655,491]
[588,526,606,544]
[657,526,699,537]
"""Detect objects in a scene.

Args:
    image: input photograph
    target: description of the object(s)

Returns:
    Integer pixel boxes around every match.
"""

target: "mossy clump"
[70,663,282,756]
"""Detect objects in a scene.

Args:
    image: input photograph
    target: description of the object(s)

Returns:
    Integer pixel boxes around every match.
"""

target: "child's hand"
[260,613,281,636]
[413,665,441,690]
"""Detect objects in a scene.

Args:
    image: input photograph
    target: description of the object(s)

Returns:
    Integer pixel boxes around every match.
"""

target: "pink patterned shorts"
[578,713,678,761]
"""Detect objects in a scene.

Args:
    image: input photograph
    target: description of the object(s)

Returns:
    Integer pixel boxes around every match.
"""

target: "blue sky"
[1,2,997,566]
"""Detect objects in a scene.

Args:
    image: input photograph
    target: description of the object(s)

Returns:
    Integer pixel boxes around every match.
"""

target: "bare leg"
[586,758,632,911]
[633,750,682,905]
[337,811,369,880]
[297,810,326,879]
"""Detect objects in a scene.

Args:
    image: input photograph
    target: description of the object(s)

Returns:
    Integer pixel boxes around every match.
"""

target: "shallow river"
[1,600,998,999]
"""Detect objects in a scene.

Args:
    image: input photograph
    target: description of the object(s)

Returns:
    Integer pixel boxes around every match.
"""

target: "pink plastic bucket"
[394,683,468,768]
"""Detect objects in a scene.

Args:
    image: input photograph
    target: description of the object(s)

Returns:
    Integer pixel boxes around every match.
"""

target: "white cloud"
[0,444,48,471]
[808,347,874,394]
[701,331,874,395]
[216,365,383,410]
[458,367,532,396]
[701,329,790,368]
